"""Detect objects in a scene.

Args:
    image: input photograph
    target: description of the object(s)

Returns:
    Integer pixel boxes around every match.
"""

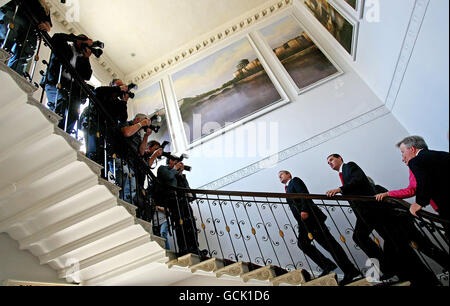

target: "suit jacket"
[340,162,376,196]
[338,162,381,222]
[408,149,449,217]
[286,177,327,225]
[45,33,93,87]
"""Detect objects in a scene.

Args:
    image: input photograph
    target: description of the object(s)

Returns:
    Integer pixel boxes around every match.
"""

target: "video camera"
[80,40,104,58]
[162,151,192,172]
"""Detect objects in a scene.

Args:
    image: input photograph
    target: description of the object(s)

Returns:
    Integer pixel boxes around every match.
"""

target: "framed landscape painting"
[304,0,359,60]
[259,15,341,94]
[171,37,285,145]
[132,81,173,151]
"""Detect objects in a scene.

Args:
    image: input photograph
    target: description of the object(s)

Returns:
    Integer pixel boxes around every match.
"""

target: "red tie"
[339,172,344,185]
[285,185,288,193]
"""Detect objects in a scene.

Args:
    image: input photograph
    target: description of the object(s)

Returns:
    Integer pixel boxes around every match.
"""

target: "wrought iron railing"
[152,185,448,285]
[1,0,448,286]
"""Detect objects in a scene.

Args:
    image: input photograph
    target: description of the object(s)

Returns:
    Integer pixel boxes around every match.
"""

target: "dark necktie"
[285,185,288,193]
[339,172,344,185]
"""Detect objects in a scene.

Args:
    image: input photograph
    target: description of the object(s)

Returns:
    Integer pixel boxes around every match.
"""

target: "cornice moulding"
[125,0,294,84]
[384,0,430,111]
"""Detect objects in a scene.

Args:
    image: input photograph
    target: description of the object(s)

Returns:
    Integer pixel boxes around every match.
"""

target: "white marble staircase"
[0,50,169,286]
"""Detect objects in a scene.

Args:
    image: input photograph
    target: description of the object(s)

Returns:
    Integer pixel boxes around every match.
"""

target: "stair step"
[302,273,338,286]
[270,269,310,286]
[345,278,373,286]
[165,250,178,261]
[38,217,137,264]
[53,126,82,152]
[27,97,61,124]
[0,48,12,63]
[241,265,276,283]
[98,178,121,197]
[117,199,137,217]
[150,234,166,249]
[135,218,152,235]
[58,234,151,279]
[392,281,411,286]
[216,261,250,278]
[77,152,103,177]
[18,197,117,250]
[167,253,201,269]
[190,257,225,274]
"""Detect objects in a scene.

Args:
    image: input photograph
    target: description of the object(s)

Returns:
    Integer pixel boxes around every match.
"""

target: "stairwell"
[1,49,417,287]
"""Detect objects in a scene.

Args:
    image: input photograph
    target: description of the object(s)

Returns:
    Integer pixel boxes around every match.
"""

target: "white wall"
[223,113,410,194]
[350,0,416,102]
[134,4,391,189]
[0,233,67,285]
[391,0,450,152]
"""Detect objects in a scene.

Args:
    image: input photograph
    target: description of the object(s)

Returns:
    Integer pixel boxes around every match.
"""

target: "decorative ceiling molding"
[200,106,391,190]
[126,0,294,84]
[384,0,430,111]
[45,0,125,80]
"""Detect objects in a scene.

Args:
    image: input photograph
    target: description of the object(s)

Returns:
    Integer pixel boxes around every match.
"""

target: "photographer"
[80,78,131,166]
[0,0,52,75]
[156,155,199,256]
[175,160,201,255]
[43,32,99,134]
[134,140,163,220]
[117,113,155,209]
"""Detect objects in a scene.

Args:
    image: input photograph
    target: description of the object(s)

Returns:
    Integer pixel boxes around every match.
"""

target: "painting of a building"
[260,15,339,91]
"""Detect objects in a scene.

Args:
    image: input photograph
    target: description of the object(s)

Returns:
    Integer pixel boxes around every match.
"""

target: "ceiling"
[49,0,271,77]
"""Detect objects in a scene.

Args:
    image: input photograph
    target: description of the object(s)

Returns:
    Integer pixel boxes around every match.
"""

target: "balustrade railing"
[154,186,448,285]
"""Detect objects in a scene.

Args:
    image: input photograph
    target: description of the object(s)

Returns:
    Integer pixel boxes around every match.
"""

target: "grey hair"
[396,136,428,150]
[134,113,148,120]
[279,170,292,178]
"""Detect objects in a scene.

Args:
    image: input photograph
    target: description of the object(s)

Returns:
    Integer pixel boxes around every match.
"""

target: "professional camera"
[81,40,104,58]
[159,141,172,160]
[121,83,138,99]
[139,113,162,133]
[162,152,192,172]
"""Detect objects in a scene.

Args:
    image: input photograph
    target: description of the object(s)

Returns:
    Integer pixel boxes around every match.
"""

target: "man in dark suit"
[279,170,360,285]
[397,136,449,239]
[326,154,440,286]
[326,154,389,274]
[43,33,94,134]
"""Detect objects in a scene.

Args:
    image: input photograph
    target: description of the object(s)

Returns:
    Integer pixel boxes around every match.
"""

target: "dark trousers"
[297,219,357,274]
[397,214,448,271]
[353,202,440,285]
[159,193,199,256]
[45,83,85,134]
